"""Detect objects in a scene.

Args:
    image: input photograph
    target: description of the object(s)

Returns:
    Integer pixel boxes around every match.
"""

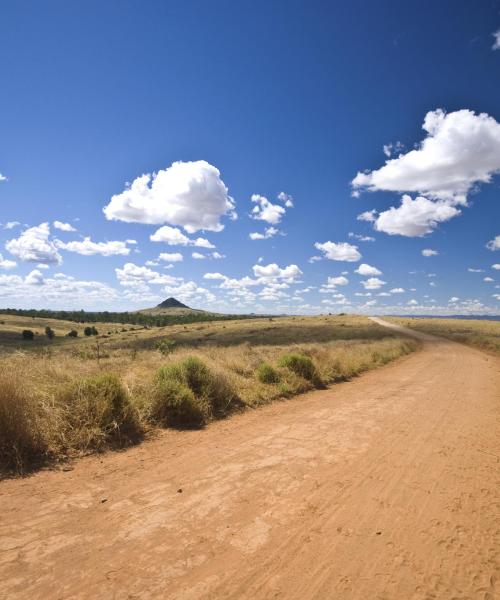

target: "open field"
[1,319,498,600]
[0,314,417,476]
[387,316,500,354]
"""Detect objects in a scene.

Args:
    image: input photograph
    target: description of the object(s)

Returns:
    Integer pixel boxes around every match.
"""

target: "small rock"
[101,498,108,503]
[177,488,183,494]
[376,531,382,535]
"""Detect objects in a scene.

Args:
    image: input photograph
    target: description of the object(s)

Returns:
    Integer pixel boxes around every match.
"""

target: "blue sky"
[0,0,499,314]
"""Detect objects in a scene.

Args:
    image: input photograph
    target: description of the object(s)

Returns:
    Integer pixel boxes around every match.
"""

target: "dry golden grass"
[387,316,500,354]
[0,314,418,476]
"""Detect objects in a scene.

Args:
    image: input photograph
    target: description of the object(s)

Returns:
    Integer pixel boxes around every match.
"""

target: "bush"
[67,329,78,337]
[0,372,48,472]
[45,326,55,339]
[256,362,280,384]
[59,373,142,451]
[22,329,34,341]
[278,353,317,381]
[151,357,236,427]
[83,326,98,337]
[154,337,176,355]
[150,378,207,427]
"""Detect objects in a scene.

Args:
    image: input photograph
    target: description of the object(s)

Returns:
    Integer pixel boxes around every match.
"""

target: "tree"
[22,329,34,340]
[45,326,55,339]
[67,329,78,337]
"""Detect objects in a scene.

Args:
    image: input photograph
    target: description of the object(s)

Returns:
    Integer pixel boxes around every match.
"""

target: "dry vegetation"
[387,316,500,354]
[0,314,418,476]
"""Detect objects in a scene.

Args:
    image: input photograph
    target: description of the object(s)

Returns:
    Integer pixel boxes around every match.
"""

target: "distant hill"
[138,297,214,316]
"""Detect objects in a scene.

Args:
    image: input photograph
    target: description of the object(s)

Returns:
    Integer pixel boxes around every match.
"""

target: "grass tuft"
[256,362,281,384]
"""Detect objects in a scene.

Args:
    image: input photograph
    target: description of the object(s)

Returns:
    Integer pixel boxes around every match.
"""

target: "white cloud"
[252,263,302,283]
[355,263,381,276]
[374,195,460,237]
[249,226,279,240]
[390,288,405,293]
[0,173,6,182]
[407,299,418,306]
[322,276,349,289]
[422,248,438,257]
[357,209,377,222]
[493,29,500,50]
[314,241,361,262]
[484,277,494,283]
[115,262,181,287]
[449,297,459,303]
[250,194,286,224]
[353,109,500,204]
[53,221,76,232]
[383,141,404,158]
[348,232,375,242]
[103,160,235,233]
[192,252,205,259]
[0,253,16,269]
[3,221,20,230]
[492,264,500,270]
[277,192,294,207]
[55,237,131,256]
[211,252,225,259]
[486,235,500,251]
[468,267,484,273]
[5,222,62,265]
[203,272,226,280]
[25,269,45,285]
[158,252,183,262]
[361,277,386,290]
[150,225,214,248]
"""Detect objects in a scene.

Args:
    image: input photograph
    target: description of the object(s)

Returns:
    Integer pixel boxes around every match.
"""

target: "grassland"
[0,314,418,476]
[387,316,500,354]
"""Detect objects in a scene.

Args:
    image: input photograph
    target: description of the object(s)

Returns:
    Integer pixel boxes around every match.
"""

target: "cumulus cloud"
[103,160,235,233]
[150,225,214,248]
[374,195,460,237]
[0,253,16,269]
[252,263,302,283]
[3,221,20,230]
[53,221,76,232]
[249,226,279,240]
[390,288,405,293]
[314,241,361,262]
[422,248,438,257]
[468,268,484,273]
[361,277,386,290]
[277,192,294,207]
[250,194,286,224]
[157,252,183,263]
[115,262,181,287]
[484,276,494,283]
[25,269,45,285]
[383,141,404,158]
[192,252,205,259]
[493,29,500,50]
[55,237,131,256]
[492,264,500,270]
[357,210,377,222]
[355,263,381,276]
[5,223,62,265]
[353,109,500,204]
[486,235,500,251]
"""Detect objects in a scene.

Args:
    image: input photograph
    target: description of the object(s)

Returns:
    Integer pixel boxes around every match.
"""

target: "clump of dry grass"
[0,369,50,473]
[0,315,419,476]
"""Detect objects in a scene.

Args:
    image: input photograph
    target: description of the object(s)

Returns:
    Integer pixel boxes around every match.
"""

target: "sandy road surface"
[1,319,499,600]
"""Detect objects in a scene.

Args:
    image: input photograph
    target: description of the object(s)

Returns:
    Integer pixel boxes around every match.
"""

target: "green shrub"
[45,326,55,339]
[256,362,280,384]
[67,329,78,337]
[154,337,176,355]
[277,353,317,381]
[152,357,236,427]
[0,373,48,472]
[83,326,98,336]
[59,373,142,451]
[22,329,34,341]
[150,378,208,427]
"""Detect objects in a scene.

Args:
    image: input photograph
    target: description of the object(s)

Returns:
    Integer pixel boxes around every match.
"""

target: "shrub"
[256,362,280,384]
[0,372,48,472]
[67,329,78,337]
[150,378,207,427]
[151,357,236,427]
[59,373,142,451]
[83,326,98,337]
[22,329,34,341]
[154,337,176,355]
[278,353,317,381]
[45,326,55,339]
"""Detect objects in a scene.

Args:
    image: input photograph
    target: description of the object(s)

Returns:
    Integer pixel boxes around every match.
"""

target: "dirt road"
[1,320,499,600]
